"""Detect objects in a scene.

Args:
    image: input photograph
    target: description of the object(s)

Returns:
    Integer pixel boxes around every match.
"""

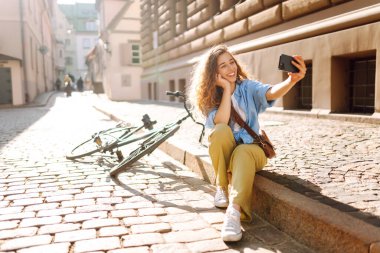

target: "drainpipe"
[40,9,48,92]
[19,0,28,103]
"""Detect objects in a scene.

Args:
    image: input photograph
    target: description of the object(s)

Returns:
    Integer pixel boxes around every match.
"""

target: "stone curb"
[0,91,57,109]
[25,91,57,108]
[93,105,380,253]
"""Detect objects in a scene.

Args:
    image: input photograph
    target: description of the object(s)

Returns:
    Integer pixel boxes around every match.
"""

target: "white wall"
[101,0,143,101]
[76,34,98,77]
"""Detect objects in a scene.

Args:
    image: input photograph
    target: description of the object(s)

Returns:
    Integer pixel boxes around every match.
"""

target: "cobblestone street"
[0,93,312,253]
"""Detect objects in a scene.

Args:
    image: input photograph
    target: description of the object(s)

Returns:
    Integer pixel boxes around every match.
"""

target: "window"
[297,63,312,110]
[131,44,140,64]
[178,79,186,102]
[65,57,73,65]
[169,80,175,101]
[283,62,312,110]
[348,58,375,114]
[151,82,158,100]
[85,21,97,31]
[65,39,71,46]
[83,38,91,49]
[121,42,141,66]
[148,83,152,99]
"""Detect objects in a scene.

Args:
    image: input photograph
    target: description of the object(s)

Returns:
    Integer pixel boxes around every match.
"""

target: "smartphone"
[278,54,299,73]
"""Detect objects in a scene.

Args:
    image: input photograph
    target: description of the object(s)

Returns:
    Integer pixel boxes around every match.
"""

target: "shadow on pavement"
[0,92,61,151]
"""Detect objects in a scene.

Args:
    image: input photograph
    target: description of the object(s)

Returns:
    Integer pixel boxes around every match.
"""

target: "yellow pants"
[209,124,267,222]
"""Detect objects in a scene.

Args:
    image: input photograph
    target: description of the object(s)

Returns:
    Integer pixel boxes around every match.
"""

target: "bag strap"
[230,105,261,143]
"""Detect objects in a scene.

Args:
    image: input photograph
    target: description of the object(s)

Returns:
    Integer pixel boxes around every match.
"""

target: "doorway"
[0,67,12,104]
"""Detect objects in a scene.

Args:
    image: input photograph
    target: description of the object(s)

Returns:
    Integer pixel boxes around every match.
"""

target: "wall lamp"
[103,41,111,54]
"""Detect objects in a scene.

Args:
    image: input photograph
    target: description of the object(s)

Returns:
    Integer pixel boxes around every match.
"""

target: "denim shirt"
[205,79,275,144]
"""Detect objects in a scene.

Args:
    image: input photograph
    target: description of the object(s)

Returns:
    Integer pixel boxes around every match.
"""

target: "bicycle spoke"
[66,126,136,160]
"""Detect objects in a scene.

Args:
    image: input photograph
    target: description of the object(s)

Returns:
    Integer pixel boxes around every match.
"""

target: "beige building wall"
[97,0,143,101]
[0,0,56,105]
[52,6,73,82]
[0,1,24,105]
[140,0,380,120]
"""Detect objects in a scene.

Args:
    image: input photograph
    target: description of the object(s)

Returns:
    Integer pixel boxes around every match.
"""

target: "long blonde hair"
[189,45,249,117]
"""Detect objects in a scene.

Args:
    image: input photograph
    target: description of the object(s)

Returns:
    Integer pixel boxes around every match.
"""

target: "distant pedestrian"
[68,73,75,83]
[64,74,72,97]
[77,77,84,92]
[55,78,62,91]
[189,44,306,242]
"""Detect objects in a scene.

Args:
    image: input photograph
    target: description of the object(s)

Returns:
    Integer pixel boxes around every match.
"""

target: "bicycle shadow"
[108,159,314,252]
[107,161,211,213]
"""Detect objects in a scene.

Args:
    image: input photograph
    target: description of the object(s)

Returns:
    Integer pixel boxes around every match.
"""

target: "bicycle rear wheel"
[110,125,180,176]
[66,126,134,160]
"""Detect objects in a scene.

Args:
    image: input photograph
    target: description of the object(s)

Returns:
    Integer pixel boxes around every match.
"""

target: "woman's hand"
[289,55,306,84]
[216,74,231,91]
[266,55,307,101]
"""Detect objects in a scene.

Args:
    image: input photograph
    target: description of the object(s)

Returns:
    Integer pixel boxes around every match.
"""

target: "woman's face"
[216,52,237,84]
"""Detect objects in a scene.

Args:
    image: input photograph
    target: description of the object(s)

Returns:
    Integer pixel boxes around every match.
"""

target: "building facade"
[52,4,72,85]
[0,0,56,106]
[94,0,142,100]
[140,0,380,120]
[59,2,98,82]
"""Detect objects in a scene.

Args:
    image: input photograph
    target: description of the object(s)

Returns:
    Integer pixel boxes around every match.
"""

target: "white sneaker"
[214,186,228,208]
[221,206,242,242]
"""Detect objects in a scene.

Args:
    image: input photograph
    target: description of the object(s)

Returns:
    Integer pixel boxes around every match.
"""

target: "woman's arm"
[266,55,306,101]
[214,87,232,124]
[214,74,233,124]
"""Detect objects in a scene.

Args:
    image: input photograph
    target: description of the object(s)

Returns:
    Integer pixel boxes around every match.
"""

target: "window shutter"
[120,43,130,66]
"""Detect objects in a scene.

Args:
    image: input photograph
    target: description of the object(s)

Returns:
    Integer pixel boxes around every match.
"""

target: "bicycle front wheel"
[110,125,180,176]
[66,126,134,160]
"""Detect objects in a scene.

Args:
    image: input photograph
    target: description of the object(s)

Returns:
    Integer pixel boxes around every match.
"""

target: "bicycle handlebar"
[166,90,205,144]
[165,91,184,97]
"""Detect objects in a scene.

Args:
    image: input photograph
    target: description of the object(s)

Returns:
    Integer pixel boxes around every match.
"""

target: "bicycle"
[109,90,205,176]
[66,114,157,161]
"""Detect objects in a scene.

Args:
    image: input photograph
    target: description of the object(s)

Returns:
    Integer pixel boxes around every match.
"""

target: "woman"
[190,45,306,242]
[64,74,73,97]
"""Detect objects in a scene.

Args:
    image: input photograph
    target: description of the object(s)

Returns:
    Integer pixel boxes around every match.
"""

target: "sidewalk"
[91,93,380,253]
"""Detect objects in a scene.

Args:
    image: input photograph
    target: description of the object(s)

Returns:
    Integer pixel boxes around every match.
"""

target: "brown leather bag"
[230,106,276,159]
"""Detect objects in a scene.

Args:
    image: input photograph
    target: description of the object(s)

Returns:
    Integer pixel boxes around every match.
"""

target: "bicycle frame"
[109,91,205,176]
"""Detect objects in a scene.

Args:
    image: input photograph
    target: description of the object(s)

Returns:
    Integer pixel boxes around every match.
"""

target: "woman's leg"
[228,144,267,222]
[208,124,236,188]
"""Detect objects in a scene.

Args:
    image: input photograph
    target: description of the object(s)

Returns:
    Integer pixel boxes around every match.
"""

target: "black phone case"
[278,54,299,73]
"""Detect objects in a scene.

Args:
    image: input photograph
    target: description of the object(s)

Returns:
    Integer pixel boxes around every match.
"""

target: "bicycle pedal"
[116,150,124,162]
